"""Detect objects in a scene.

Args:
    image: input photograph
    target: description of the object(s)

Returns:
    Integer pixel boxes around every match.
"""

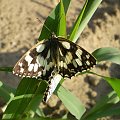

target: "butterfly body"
[13,35,96,102]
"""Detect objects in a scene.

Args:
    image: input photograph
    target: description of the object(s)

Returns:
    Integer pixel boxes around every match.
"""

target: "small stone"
[0,42,6,49]
[91,91,97,97]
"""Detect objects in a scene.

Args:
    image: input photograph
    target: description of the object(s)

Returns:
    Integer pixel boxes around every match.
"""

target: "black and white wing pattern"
[13,35,96,102]
[54,37,96,78]
[43,74,62,102]
[13,40,54,80]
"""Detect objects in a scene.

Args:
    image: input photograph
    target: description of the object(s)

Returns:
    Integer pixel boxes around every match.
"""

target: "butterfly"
[13,34,96,102]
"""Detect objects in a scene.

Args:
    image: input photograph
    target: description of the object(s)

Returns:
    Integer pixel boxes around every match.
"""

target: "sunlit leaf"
[55,85,86,119]
[2,78,47,119]
[92,47,120,64]
[69,0,102,42]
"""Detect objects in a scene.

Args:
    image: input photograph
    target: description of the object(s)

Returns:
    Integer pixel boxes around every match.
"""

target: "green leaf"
[83,72,120,119]
[104,77,120,98]
[82,91,120,120]
[55,85,86,120]
[35,107,45,117]
[56,0,66,37]
[0,67,12,72]
[23,117,68,120]
[92,47,120,64]
[69,0,88,41]
[2,78,47,120]
[69,0,102,42]
[39,0,70,40]
[0,81,15,103]
[89,72,120,99]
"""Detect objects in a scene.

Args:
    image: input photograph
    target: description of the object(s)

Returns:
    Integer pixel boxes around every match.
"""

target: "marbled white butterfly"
[13,34,96,102]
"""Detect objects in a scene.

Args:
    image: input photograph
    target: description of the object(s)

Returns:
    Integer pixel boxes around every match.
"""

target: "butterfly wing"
[13,36,96,103]
[57,37,96,78]
[43,74,62,102]
[13,40,54,80]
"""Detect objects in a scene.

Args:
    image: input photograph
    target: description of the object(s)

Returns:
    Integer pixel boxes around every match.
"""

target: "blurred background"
[0,0,120,119]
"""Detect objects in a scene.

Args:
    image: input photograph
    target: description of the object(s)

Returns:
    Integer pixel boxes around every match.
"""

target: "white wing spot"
[67,52,72,60]
[82,70,87,72]
[27,75,31,78]
[43,70,46,76]
[25,54,33,65]
[86,61,90,66]
[32,75,36,78]
[18,62,23,67]
[46,65,50,71]
[28,64,34,72]
[19,74,22,77]
[13,71,15,74]
[36,44,45,52]
[49,62,53,68]
[20,68,24,73]
[64,63,67,69]
[86,54,90,59]
[76,49,82,58]
[65,55,70,64]
[34,63,38,72]
[65,52,73,64]
[43,59,47,67]
[61,61,63,68]
[59,48,63,56]
[38,71,42,76]
[46,50,50,58]
[37,56,44,66]
[62,42,70,49]
[75,58,82,66]
[22,75,25,77]
[73,60,77,68]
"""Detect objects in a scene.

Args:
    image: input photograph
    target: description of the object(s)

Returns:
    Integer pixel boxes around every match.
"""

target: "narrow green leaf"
[23,117,68,120]
[39,0,70,40]
[69,0,102,42]
[92,47,120,64]
[36,107,45,117]
[88,72,120,99]
[24,81,47,113]
[83,72,120,119]
[0,67,12,72]
[0,81,15,103]
[56,0,66,37]
[82,91,120,120]
[104,77,120,98]
[55,85,86,120]
[69,0,88,41]
[2,78,47,119]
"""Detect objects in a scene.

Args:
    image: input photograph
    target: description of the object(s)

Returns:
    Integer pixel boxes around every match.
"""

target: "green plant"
[1,0,120,120]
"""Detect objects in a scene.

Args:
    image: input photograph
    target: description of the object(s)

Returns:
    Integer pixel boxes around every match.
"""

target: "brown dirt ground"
[0,0,120,119]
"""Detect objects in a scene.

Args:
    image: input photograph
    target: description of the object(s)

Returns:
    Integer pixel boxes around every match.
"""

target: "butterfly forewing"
[13,40,55,80]
[56,37,96,78]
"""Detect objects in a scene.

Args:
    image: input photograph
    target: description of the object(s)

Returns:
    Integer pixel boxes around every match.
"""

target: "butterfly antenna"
[37,18,54,36]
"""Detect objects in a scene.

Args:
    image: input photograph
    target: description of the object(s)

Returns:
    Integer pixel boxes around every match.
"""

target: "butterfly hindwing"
[43,74,62,102]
